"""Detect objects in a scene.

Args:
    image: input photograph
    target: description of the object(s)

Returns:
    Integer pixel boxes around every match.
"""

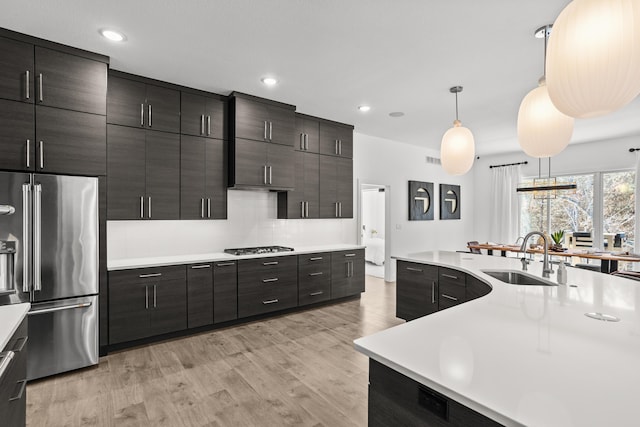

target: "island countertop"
[354,251,640,427]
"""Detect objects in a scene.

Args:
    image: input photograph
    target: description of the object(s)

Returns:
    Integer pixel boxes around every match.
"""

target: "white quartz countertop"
[107,244,365,270]
[0,303,30,350]
[354,251,640,427]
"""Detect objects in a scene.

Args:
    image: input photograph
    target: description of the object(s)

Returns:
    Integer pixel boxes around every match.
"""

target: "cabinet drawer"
[439,281,466,309]
[397,261,438,283]
[109,265,187,284]
[438,267,466,287]
[238,282,297,318]
[332,249,364,261]
[298,262,331,306]
[238,255,297,287]
[298,252,331,267]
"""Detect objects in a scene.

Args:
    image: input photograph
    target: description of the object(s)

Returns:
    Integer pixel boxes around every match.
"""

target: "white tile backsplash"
[108,190,357,261]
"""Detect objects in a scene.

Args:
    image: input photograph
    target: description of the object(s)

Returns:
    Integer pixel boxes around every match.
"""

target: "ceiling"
[3,0,639,156]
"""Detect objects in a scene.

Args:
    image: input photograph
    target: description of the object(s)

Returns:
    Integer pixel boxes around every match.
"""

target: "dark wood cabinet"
[0,36,34,104]
[108,266,187,345]
[294,113,320,153]
[277,151,320,219]
[331,249,365,299]
[396,261,438,321]
[213,261,238,324]
[319,155,353,218]
[0,317,27,427]
[368,359,503,427]
[466,275,491,301]
[438,267,466,310]
[298,252,331,306]
[319,121,353,158]
[181,91,227,140]
[107,73,180,133]
[230,138,294,190]
[35,106,106,176]
[187,263,214,328]
[107,125,180,220]
[180,136,227,219]
[231,94,295,146]
[237,256,298,318]
[0,99,34,171]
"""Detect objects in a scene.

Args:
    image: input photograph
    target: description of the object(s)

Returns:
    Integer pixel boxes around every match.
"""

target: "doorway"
[358,182,391,281]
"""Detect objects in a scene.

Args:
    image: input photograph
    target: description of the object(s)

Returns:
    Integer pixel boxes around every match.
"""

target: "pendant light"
[517,25,574,158]
[546,0,640,118]
[440,86,475,175]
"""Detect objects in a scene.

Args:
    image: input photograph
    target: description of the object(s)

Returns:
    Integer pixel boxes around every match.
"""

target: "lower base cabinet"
[298,252,331,306]
[187,263,214,328]
[331,249,365,299]
[368,359,502,427]
[109,266,187,344]
[0,317,27,427]
[214,260,238,323]
[238,256,298,318]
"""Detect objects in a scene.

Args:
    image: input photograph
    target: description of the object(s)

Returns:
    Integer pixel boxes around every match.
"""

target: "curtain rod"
[489,161,528,169]
[629,148,640,152]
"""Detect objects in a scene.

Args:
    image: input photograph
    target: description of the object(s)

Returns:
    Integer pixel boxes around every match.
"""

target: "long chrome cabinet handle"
[38,73,43,102]
[148,196,152,218]
[140,196,144,219]
[39,141,44,169]
[22,184,31,293]
[338,202,342,217]
[29,301,92,315]
[300,134,304,150]
[216,262,235,267]
[207,115,211,135]
[335,202,338,218]
[339,140,342,155]
[305,201,309,218]
[301,201,305,218]
[140,104,145,126]
[207,198,211,218]
[263,121,267,140]
[262,299,278,305]
[344,253,356,257]
[262,261,278,266]
[0,352,15,379]
[263,165,267,185]
[442,273,459,280]
[139,273,162,278]
[25,70,30,99]
[304,134,309,150]
[432,281,436,304]
[153,285,157,307]
[309,257,323,261]
[191,264,211,269]
[33,184,42,291]
[309,291,324,296]
[201,115,205,135]
[335,140,338,155]
[145,286,149,309]
[269,121,272,140]
[148,104,152,127]
[406,267,423,272]
[442,294,458,301]
[9,379,27,401]
[201,198,205,218]
[269,166,272,185]
[308,272,323,276]
[262,278,278,283]
[25,140,30,168]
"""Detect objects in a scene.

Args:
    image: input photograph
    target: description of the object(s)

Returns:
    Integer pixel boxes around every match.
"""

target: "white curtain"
[489,165,522,244]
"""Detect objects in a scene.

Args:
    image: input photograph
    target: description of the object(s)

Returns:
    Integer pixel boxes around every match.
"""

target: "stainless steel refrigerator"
[0,171,98,380]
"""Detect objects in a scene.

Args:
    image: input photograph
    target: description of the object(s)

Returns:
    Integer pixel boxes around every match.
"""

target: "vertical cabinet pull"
[22,183,31,293]
[148,104,152,127]
[26,140,30,168]
[148,196,152,218]
[432,281,436,304]
[207,115,211,135]
[339,140,342,155]
[269,166,272,184]
[145,285,149,309]
[207,198,211,218]
[301,201,305,218]
[335,140,338,155]
[140,196,144,219]
[38,73,43,102]
[200,115,205,135]
[25,70,30,99]
[338,202,342,217]
[38,141,44,169]
[153,284,157,308]
[269,121,273,140]
[263,121,267,140]
[305,201,309,218]
[201,198,205,218]
[304,134,309,150]
[9,379,27,401]
[140,104,145,126]
[300,134,304,150]
[263,165,267,184]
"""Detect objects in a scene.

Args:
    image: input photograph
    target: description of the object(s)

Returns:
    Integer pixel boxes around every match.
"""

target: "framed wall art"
[440,184,460,220]
[408,181,434,220]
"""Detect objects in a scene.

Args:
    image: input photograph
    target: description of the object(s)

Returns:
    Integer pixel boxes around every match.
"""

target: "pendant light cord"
[455,91,459,121]
[543,25,549,77]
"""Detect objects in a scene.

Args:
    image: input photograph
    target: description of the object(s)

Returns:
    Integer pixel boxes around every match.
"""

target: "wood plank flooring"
[26,276,402,426]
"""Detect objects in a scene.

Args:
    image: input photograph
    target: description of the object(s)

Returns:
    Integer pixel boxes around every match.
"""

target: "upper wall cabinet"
[107,72,180,134]
[181,91,227,140]
[319,121,354,158]
[295,113,320,153]
[231,93,295,146]
[0,31,108,175]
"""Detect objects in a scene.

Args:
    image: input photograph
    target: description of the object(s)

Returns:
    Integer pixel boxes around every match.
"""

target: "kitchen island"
[354,251,640,427]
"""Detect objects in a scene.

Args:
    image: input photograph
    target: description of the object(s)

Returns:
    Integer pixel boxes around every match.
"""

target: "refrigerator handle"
[34,183,42,292]
[22,184,31,293]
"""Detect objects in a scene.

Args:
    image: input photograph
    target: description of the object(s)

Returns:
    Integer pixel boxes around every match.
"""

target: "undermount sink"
[481,270,557,286]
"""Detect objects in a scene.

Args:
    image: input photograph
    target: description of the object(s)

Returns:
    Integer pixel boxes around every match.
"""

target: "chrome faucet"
[520,231,554,278]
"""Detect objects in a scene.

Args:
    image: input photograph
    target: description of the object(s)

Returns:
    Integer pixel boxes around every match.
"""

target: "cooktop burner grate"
[224,246,295,256]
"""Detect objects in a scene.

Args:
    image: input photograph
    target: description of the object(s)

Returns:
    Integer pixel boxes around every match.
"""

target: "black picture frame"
[440,184,461,220]
[408,181,434,220]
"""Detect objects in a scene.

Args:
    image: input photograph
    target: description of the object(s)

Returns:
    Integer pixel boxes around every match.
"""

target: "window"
[602,170,635,248]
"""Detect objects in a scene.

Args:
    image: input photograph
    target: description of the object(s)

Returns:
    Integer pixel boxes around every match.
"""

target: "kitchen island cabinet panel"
[396,261,438,320]
[0,99,34,171]
[438,267,466,309]
[0,316,28,427]
[213,261,238,324]
[187,263,214,328]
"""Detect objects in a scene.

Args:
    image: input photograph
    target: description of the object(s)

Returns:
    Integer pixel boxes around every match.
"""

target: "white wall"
[108,190,356,260]
[473,134,640,244]
[354,132,477,279]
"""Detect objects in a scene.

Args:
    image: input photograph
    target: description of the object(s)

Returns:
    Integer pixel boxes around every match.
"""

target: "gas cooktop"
[224,246,295,256]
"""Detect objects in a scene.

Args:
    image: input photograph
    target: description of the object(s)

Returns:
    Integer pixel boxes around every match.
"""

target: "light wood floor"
[26,276,402,427]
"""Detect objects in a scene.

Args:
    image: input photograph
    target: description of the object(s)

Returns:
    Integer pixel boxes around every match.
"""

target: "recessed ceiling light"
[358,105,371,112]
[389,112,405,117]
[100,29,126,42]
[261,77,278,86]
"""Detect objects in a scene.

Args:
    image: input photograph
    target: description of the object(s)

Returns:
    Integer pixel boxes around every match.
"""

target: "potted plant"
[550,230,565,251]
